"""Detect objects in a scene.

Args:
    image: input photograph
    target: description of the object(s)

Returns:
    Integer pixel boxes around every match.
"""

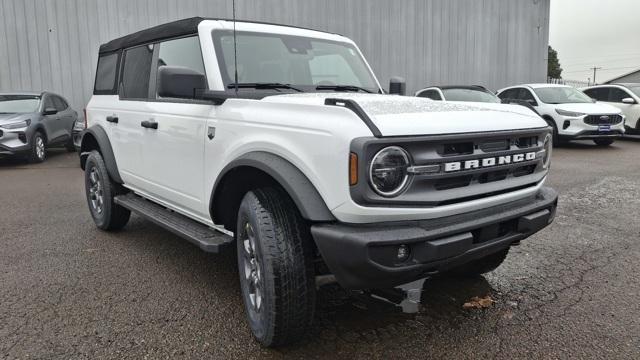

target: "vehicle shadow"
[0,148,75,168]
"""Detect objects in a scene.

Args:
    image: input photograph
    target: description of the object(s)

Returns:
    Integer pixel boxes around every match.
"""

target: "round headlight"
[369,146,410,197]
[542,133,552,169]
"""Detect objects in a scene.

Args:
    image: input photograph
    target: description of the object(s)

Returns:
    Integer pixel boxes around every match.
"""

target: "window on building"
[121,45,154,99]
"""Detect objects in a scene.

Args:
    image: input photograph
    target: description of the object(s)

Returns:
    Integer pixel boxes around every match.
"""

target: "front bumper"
[557,115,625,140]
[0,129,31,156]
[311,187,558,289]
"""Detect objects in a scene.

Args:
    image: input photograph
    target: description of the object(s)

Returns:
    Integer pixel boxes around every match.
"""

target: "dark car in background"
[0,92,78,162]
[415,85,501,103]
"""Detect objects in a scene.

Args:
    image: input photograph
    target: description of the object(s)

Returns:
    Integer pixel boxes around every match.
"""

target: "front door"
[138,36,210,218]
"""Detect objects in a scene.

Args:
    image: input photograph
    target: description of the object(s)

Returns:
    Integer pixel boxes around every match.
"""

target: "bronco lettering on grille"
[444,152,537,172]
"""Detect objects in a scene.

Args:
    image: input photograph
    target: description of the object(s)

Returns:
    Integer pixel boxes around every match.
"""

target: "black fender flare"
[211,152,335,222]
[79,125,123,184]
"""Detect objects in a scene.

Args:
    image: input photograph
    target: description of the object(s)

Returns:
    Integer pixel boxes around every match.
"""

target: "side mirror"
[157,65,207,99]
[622,97,636,104]
[389,76,406,95]
[526,99,538,107]
[43,107,58,115]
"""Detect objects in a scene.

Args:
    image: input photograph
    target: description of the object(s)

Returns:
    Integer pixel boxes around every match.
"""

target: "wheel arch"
[210,151,335,231]
[79,125,123,184]
[31,122,47,142]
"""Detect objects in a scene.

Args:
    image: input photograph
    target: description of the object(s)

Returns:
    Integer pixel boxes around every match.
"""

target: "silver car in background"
[0,92,78,162]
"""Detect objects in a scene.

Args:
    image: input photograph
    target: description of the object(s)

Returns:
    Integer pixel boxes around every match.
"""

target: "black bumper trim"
[561,130,624,140]
[311,187,558,289]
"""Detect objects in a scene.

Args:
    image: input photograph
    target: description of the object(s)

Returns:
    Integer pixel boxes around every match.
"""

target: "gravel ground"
[1,139,639,359]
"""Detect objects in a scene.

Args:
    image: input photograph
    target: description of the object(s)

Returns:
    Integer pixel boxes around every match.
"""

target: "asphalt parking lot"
[1,140,639,359]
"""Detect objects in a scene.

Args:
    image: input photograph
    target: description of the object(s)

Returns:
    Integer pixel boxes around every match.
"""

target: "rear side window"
[121,45,154,99]
[94,53,119,94]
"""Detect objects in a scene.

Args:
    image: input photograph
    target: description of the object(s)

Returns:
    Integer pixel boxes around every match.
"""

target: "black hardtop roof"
[98,17,337,54]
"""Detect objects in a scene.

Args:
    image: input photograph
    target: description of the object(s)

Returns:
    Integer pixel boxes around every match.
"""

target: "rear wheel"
[450,248,510,277]
[27,131,46,163]
[594,139,614,146]
[84,150,130,230]
[236,188,316,347]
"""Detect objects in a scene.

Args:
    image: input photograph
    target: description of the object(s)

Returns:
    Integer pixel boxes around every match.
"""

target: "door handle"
[106,116,119,123]
[141,120,158,129]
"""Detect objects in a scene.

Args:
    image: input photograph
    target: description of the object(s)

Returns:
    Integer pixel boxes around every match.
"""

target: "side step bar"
[114,193,233,253]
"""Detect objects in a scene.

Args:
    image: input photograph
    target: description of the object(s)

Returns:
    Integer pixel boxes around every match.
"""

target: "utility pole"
[590,67,602,85]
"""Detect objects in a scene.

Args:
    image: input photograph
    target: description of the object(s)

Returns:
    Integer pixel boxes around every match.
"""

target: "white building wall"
[0,0,550,112]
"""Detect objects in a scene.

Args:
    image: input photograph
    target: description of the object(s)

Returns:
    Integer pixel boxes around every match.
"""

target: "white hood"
[555,102,622,115]
[263,93,546,136]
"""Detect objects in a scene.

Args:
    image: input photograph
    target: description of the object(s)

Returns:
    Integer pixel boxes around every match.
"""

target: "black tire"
[27,131,46,163]
[450,248,510,277]
[236,188,316,347]
[594,139,614,146]
[84,150,130,231]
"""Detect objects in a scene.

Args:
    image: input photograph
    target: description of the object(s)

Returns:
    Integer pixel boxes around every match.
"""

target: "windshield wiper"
[227,82,303,92]
[315,85,373,93]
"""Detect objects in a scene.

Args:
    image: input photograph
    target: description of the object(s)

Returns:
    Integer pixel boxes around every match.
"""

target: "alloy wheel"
[242,222,263,314]
[88,167,104,214]
[35,136,45,160]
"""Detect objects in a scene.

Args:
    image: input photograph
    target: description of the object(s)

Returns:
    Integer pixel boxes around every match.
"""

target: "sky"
[549,0,640,84]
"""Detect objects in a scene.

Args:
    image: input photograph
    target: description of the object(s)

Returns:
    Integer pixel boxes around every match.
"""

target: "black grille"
[584,114,622,125]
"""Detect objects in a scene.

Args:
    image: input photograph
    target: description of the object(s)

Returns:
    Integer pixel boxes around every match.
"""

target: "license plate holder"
[598,125,611,132]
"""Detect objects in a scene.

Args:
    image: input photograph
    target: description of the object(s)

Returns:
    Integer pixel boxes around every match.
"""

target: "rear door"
[41,95,64,143]
[110,44,155,189]
[141,36,211,217]
[52,96,75,140]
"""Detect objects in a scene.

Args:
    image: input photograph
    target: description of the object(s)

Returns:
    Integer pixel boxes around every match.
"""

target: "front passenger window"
[418,90,442,100]
[156,36,206,98]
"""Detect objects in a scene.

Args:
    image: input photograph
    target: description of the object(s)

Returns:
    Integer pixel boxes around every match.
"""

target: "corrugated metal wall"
[0,0,550,112]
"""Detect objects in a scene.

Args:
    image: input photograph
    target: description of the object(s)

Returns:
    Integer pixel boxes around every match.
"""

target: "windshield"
[442,88,500,103]
[533,87,593,104]
[628,86,640,97]
[212,31,379,92]
[0,95,40,113]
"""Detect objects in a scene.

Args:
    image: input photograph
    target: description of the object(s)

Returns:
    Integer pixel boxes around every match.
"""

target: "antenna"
[232,0,239,95]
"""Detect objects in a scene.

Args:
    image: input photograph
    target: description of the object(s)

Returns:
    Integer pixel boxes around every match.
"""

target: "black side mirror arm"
[194,90,237,105]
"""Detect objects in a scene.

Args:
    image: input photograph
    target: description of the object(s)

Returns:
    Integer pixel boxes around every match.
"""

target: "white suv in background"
[582,83,640,134]
[497,84,625,146]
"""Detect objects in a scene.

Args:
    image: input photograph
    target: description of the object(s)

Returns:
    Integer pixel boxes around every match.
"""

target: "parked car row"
[415,82,639,147]
[0,92,84,163]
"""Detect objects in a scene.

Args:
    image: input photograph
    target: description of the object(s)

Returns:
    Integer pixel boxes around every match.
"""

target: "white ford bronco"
[82,17,558,346]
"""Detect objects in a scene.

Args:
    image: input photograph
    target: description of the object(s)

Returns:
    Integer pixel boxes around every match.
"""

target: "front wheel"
[594,139,614,146]
[27,131,46,163]
[84,150,130,230]
[236,188,316,347]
